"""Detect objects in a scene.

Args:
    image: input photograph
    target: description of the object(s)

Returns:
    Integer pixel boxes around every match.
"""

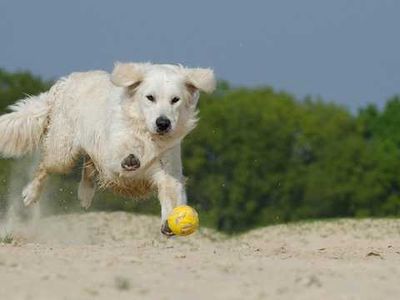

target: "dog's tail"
[0,92,51,158]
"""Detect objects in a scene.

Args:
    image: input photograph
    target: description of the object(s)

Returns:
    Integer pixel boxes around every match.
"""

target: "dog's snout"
[156,116,171,133]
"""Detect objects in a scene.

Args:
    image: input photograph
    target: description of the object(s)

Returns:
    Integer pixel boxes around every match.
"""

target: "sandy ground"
[0,212,399,300]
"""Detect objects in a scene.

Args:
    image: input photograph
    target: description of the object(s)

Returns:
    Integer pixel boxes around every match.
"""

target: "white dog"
[0,62,216,235]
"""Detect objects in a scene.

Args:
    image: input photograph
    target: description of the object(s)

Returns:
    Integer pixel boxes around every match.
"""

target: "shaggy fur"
[0,62,216,233]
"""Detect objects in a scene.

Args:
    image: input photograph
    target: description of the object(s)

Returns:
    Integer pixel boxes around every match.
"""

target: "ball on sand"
[167,205,199,236]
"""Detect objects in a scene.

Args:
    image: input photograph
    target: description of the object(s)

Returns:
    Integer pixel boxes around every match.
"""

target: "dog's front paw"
[121,154,140,171]
[161,220,175,237]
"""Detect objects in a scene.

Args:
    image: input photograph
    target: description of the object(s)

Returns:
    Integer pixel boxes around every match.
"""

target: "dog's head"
[111,62,216,137]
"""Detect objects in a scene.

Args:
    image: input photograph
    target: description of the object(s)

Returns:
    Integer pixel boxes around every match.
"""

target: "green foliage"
[1,69,400,233]
[183,89,366,231]
[183,89,400,232]
[0,68,52,113]
[183,90,400,232]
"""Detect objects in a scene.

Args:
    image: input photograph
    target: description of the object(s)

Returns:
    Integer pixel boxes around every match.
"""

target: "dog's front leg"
[152,144,187,236]
[152,167,186,236]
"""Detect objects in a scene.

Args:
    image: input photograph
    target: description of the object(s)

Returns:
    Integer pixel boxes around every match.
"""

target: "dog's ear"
[111,62,146,87]
[185,68,216,94]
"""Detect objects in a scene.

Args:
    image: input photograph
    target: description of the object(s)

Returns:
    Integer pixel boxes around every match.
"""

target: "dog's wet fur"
[0,62,216,235]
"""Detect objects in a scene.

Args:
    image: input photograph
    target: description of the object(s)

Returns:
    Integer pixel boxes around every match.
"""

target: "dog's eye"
[171,97,180,104]
[146,95,155,102]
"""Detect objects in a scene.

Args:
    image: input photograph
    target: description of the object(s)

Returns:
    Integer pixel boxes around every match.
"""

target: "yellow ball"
[167,205,199,236]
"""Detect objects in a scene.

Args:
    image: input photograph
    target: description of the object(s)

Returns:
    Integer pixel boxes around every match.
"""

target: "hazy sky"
[1,0,399,109]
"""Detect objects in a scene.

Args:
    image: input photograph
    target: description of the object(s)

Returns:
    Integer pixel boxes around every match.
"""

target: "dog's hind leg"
[78,156,97,209]
[22,163,48,206]
[22,140,80,207]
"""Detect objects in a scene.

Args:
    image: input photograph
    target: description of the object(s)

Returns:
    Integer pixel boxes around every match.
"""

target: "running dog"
[0,62,216,235]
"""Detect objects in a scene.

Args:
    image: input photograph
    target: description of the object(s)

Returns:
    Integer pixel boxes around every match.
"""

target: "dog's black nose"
[156,116,171,133]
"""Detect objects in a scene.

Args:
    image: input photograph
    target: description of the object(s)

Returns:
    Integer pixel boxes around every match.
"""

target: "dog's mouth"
[155,126,172,135]
[156,130,170,136]
[153,128,174,138]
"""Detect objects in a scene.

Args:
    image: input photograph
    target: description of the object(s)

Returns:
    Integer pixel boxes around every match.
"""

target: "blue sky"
[1,0,399,109]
